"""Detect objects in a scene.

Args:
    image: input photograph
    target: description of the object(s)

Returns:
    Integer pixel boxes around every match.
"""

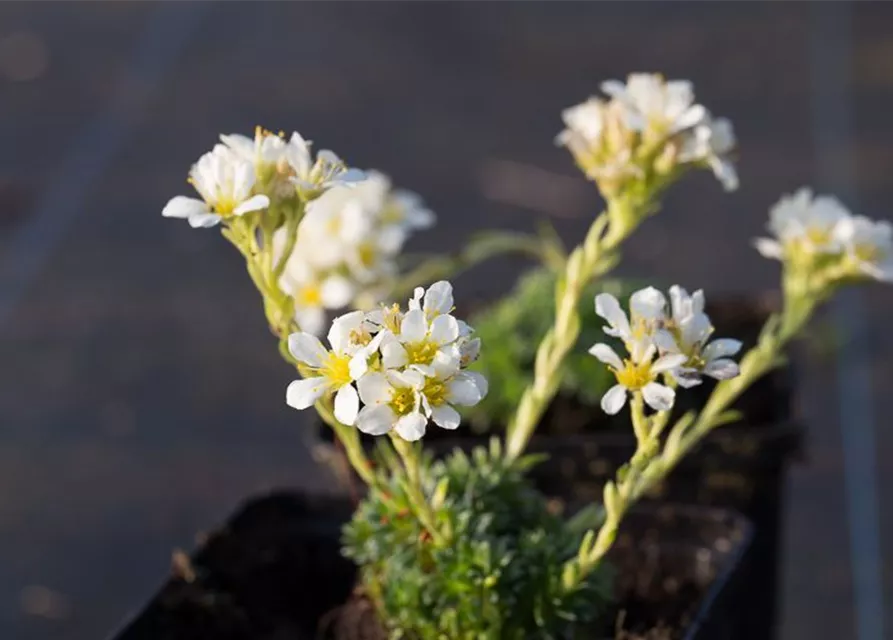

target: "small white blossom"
[588,341,686,415]
[755,188,849,260]
[657,286,741,387]
[679,116,738,191]
[834,215,893,282]
[591,288,686,414]
[557,98,606,145]
[285,315,382,425]
[601,73,707,134]
[277,256,354,337]
[356,369,429,440]
[409,281,454,320]
[162,145,269,228]
[289,146,366,196]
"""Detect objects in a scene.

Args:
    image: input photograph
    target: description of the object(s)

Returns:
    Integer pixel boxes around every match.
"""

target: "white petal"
[328,310,366,354]
[232,194,270,216]
[355,404,396,436]
[187,212,222,228]
[431,350,461,378]
[447,376,483,406]
[320,276,355,309]
[232,162,256,200]
[431,404,461,430]
[400,309,427,343]
[704,358,740,380]
[754,238,783,260]
[673,369,703,388]
[423,281,454,316]
[348,353,369,380]
[642,382,675,412]
[588,343,624,370]
[595,293,630,338]
[630,286,666,320]
[288,333,328,367]
[653,329,680,354]
[295,307,325,337]
[459,371,488,400]
[652,353,688,374]
[388,368,425,389]
[429,314,459,345]
[395,412,427,441]
[702,338,742,361]
[333,384,360,425]
[601,384,628,415]
[357,372,392,405]
[285,376,330,410]
[163,196,208,219]
[381,341,409,370]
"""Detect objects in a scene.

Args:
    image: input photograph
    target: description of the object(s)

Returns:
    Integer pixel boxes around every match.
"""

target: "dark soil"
[114,493,750,640]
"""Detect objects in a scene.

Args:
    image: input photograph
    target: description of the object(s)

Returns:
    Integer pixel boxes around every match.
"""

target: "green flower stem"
[388,230,567,302]
[389,434,446,546]
[505,197,640,461]
[225,208,378,491]
[317,398,376,486]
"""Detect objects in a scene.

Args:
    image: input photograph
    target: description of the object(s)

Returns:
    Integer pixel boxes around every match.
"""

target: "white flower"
[679,116,738,191]
[657,286,741,387]
[220,128,290,170]
[834,215,893,282]
[278,256,354,336]
[355,369,429,440]
[162,145,269,228]
[289,145,365,196]
[285,318,381,425]
[408,280,454,320]
[601,73,707,134]
[415,352,487,431]
[596,288,666,362]
[379,306,461,376]
[588,342,686,414]
[591,287,686,414]
[755,188,849,260]
[361,171,436,234]
[556,97,606,145]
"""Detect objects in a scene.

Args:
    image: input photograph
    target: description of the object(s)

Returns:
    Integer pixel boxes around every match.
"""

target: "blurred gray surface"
[0,3,890,639]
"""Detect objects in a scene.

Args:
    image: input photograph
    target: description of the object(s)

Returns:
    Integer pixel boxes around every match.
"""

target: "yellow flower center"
[379,304,402,334]
[358,243,377,267]
[297,285,322,307]
[380,201,404,224]
[805,225,832,247]
[404,340,439,366]
[422,377,448,407]
[613,360,654,390]
[319,352,352,387]
[389,386,416,416]
[349,327,373,347]
[854,243,881,263]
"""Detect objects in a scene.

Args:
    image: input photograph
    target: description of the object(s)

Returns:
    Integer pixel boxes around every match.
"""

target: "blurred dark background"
[0,2,891,639]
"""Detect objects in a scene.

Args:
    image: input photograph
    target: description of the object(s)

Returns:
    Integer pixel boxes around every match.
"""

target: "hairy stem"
[390,435,445,545]
[505,198,639,461]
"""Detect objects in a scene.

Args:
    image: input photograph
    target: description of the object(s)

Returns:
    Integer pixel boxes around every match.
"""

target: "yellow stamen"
[389,386,416,416]
[404,340,439,366]
[319,352,352,386]
[422,377,448,407]
[613,360,654,390]
[297,285,322,307]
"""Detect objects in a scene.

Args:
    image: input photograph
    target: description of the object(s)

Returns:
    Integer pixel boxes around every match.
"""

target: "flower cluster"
[162,128,436,337]
[162,127,364,228]
[275,172,436,336]
[285,281,487,441]
[557,73,737,196]
[755,188,893,284]
[588,286,741,414]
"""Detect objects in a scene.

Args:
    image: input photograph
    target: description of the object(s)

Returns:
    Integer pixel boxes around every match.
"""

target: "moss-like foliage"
[462,268,645,432]
[343,442,612,639]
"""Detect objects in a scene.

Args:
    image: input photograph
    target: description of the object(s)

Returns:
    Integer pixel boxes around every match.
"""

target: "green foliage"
[343,441,612,639]
[463,268,645,432]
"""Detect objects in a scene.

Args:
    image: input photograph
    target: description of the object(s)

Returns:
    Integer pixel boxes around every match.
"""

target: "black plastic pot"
[109,491,752,640]
[311,294,801,639]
